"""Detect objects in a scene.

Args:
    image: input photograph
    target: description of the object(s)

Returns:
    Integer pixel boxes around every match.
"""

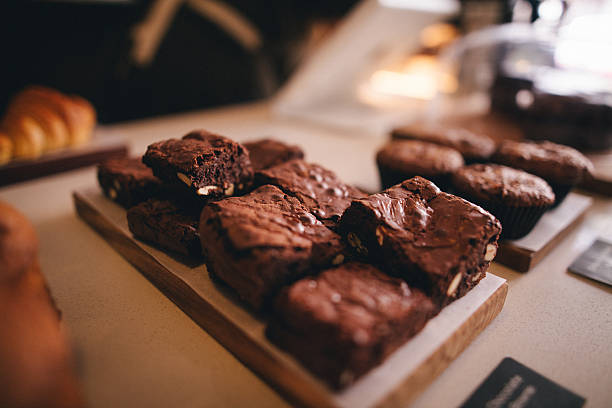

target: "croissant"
[0,132,12,165]
[7,92,69,151]
[1,86,97,162]
[1,114,46,159]
[18,86,96,147]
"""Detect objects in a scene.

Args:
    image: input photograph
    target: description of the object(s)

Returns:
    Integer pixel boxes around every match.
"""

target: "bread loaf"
[0,201,83,408]
[0,201,39,281]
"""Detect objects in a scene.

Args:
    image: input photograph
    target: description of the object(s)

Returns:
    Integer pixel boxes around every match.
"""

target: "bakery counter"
[1,102,611,408]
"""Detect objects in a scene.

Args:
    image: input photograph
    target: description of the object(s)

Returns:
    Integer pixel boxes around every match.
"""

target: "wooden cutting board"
[0,131,127,187]
[73,187,508,408]
[496,193,592,272]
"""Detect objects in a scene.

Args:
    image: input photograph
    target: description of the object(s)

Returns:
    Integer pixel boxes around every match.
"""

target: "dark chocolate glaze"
[244,138,304,171]
[339,177,502,306]
[391,122,496,161]
[142,130,253,200]
[452,164,555,207]
[199,185,345,310]
[127,198,201,257]
[493,140,594,184]
[97,157,162,208]
[255,159,366,229]
[268,262,435,389]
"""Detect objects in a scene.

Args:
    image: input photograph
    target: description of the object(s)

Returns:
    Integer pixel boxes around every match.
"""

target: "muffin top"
[452,164,555,207]
[376,140,464,176]
[391,122,496,161]
[493,140,593,183]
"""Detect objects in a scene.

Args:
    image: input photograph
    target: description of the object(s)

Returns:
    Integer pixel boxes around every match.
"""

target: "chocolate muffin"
[391,122,496,162]
[493,140,593,207]
[452,164,555,239]
[376,140,464,190]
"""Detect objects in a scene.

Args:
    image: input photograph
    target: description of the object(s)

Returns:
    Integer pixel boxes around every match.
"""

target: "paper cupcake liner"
[459,194,551,240]
[547,182,573,208]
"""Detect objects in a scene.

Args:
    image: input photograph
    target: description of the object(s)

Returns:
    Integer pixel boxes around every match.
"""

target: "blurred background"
[1,0,358,123]
[1,0,611,151]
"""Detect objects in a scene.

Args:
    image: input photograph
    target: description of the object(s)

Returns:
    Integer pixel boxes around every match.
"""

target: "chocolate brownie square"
[142,130,253,201]
[199,185,345,310]
[338,177,502,306]
[127,199,201,257]
[243,138,304,170]
[267,262,436,389]
[255,160,366,229]
[97,157,162,208]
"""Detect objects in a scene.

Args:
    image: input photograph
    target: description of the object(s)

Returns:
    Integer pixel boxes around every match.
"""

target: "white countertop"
[2,102,611,408]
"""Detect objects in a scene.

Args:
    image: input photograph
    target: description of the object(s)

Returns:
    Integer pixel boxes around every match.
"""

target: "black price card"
[460,358,585,408]
[568,239,612,287]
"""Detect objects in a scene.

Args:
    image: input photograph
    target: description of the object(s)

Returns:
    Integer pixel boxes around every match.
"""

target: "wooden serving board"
[581,150,612,196]
[0,131,127,187]
[495,193,593,273]
[73,187,508,408]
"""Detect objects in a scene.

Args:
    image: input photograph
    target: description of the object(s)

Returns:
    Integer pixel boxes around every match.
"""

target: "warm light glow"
[369,69,438,100]
[363,55,457,101]
[420,23,459,49]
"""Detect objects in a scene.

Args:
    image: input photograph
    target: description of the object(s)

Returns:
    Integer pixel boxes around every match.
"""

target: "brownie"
[452,164,555,239]
[267,262,436,389]
[244,138,304,170]
[338,177,501,306]
[127,198,201,257]
[255,159,366,229]
[199,185,345,310]
[391,122,496,162]
[493,140,593,206]
[142,130,253,201]
[376,140,464,190]
[97,157,162,208]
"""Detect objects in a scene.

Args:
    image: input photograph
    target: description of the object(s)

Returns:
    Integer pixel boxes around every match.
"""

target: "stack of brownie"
[97,132,304,257]
[97,129,503,389]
